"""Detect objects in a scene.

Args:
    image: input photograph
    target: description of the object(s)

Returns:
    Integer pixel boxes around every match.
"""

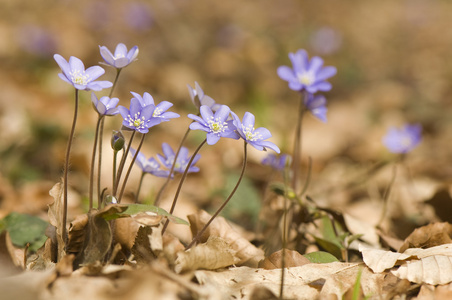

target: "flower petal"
[114,43,128,57]
[68,56,85,72]
[99,46,115,66]
[214,105,231,122]
[277,66,296,82]
[85,66,105,81]
[206,133,221,145]
[316,66,337,81]
[200,105,214,122]
[242,112,255,128]
[127,46,139,62]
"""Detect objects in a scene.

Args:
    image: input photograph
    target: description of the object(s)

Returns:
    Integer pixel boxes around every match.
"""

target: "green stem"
[186,141,248,250]
[62,89,79,250]
[154,126,192,207]
[89,116,103,210]
[113,130,136,197]
[135,171,146,203]
[292,92,306,193]
[161,138,207,235]
[118,133,147,203]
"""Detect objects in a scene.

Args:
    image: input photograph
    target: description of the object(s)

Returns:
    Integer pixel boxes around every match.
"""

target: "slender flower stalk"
[113,131,136,197]
[135,172,146,203]
[117,133,147,203]
[89,116,103,209]
[292,92,306,192]
[161,139,207,235]
[62,89,79,248]
[153,127,191,206]
[186,141,248,250]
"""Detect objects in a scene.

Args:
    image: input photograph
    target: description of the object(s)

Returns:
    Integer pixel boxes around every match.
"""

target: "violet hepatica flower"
[262,153,291,170]
[99,43,139,68]
[117,98,156,133]
[157,143,201,174]
[231,111,280,153]
[383,124,422,154]
[91,93,119,116]
[54,54,112,91]
[305,93,328,123]
[188,105,239,145]
[130,91,180,124]
[277,49,336,93]
[187,82,221,111]
[129,148,170,178]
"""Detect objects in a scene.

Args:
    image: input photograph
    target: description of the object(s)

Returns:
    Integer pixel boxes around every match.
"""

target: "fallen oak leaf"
[399,222,452,253]
[174,236,240,273]
[188,210,264,267]
[259,249,311,269]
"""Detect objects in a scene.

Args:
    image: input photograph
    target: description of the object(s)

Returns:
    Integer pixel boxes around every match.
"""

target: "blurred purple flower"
[157,143,200,174]
[130,91,180,123]
[99,43,139,68]
[187,82,221,111]
[231,111,280,153]
[262,153,291,170]
[123,2,153,31]
[54,54,112,91]
[383,124,422,154]
[17,25,57,56]
[91,93,119,116]
[129,148,170,178]
[188,105,239,145]
[309,27,342,55]
[277,49,336,93]
[117,98,156,133]
[305,94,328,123]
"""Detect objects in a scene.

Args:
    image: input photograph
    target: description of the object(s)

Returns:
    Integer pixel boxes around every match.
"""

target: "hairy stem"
[63,89,79,250]
[89,116,103,210]
[161,138,207,235]
[113,130,136,197]
[154,126,192,207]
[118,133,147,203]
[291,92,306,193]
[135,171,146,203]
[280,155,291,299]
[186,141,248,250]
[97,118,105,208]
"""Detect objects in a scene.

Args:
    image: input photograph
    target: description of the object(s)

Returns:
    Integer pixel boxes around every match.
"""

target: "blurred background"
[1,0,452,240]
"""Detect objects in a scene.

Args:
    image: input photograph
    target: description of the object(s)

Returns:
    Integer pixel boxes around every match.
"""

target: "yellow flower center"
[297,72,314,86]
[208,117,227,134]
[70,70,89,85]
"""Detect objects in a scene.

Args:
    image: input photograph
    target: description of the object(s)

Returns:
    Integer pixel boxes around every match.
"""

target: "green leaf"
[303,251,339,263]
[313,236,343,260]
[2,212,48,252]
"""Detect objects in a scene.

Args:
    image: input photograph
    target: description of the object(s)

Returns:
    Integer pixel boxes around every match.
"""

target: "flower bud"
[111,130,125,151]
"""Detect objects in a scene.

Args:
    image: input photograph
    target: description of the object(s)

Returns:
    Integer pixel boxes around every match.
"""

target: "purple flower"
[157,143,201,174]
[99,43,139,68]
[129,148,170,178]
[117,98,156,133]
[187,82,221,111]
[130,91,180,123]
[231,111,280,153]
[383,124,422,154]
[53,54,112,91]
[123,2,154,31]
[91,93,119,116]
[277,49,336,93]
[262,154,291,170]
[305,94,328,123]
[188,105,239,145]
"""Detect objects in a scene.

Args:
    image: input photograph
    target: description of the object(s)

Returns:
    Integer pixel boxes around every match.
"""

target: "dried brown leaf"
[0,231,23,276]
[194,262,383,299]
[131,224,163,263]
[188,210,264,267]
[361,243,452,285]
[259,249,310,269]
[399,222,452,253]
[175,236,240,273]
[66,214,89,255]
[48,182,66,260]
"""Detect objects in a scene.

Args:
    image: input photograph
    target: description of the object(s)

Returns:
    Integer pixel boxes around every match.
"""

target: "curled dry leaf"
[360,243,452,285]
[399,222,452,253]
[175,236,240,273]
[188,210,264,267]
[259,249,311,269]
[48,182,66,260]
[194,262,383,300]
